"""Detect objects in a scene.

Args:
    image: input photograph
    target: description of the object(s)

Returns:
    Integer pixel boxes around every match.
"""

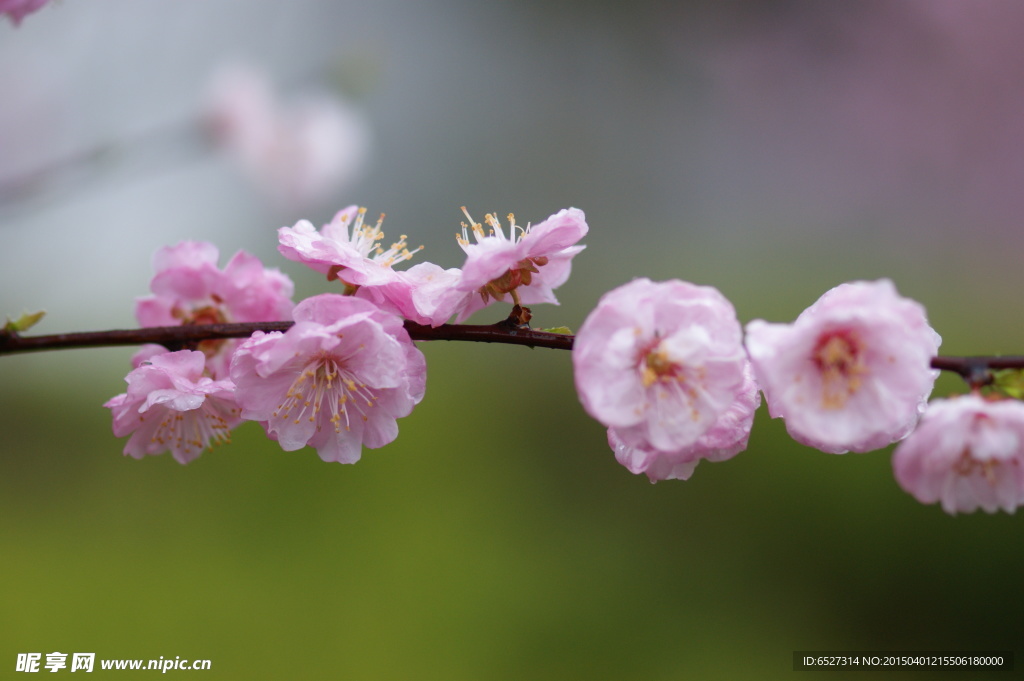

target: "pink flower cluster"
[278,204,588,326]
[107,204,588,466]
[103,206,1024,516]
[573,276,1024,514]
[574,279,975,510]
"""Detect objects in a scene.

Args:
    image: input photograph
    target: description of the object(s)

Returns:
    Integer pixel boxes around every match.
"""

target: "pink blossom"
[573,278,752,477]
[355,262,470,327]
[893,395,1024,514]
[453,207,587,322]
[105,350,241,465]
[278,205,421,289]
[205,64,371,209]
[136,241,294,326]
[1,0,48,25]
[609,365,760,482]
[745,279,940,454]
[135,241,294,379]
[205,65,275,167]
[229,294,427,464]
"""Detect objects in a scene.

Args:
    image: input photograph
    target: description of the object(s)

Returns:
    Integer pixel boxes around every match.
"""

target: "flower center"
[478,257,550,302]
[641,347,680,388]
[151,402,234,455]
[953,448,999,484]
[172,298,227,326]
[636,339,707,424]
[272,354,378,433]
[171,299,230,370]
[343,206,421,267]
[458,208,550,303]
[812,330,866,409]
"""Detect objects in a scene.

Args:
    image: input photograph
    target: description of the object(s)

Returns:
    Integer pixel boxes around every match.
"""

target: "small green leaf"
[538,326,572,335]
[992,369,1024,399]
[4,310,46,334]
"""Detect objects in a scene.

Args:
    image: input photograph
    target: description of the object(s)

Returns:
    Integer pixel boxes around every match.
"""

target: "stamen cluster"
[453,207,588,322]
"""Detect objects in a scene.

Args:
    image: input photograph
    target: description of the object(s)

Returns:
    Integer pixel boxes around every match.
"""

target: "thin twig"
[3,323,1023,380]
[0,319,574,356]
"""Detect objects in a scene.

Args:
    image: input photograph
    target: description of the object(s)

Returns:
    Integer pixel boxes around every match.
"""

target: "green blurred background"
[3,1,1024,679]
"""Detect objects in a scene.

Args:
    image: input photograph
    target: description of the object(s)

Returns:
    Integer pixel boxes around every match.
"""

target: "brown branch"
[0,319,575,356]
[2,321,1022,381]
[930,356,1024,372]
[930,356,1024,388]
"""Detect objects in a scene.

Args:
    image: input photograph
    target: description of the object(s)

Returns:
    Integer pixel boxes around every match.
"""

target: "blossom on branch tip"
[453,207,587,322]
[105,350,241,464]
[893,395,1024,514]
[229,294,426,463]
[745,279,940,454]
[573,278,753,480]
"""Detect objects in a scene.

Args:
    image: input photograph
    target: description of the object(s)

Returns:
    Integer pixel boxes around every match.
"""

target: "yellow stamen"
[813,331,867,409]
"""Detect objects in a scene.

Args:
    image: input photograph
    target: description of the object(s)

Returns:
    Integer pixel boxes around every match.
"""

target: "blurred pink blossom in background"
[0,0,49,26]
[205,63,371,210]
